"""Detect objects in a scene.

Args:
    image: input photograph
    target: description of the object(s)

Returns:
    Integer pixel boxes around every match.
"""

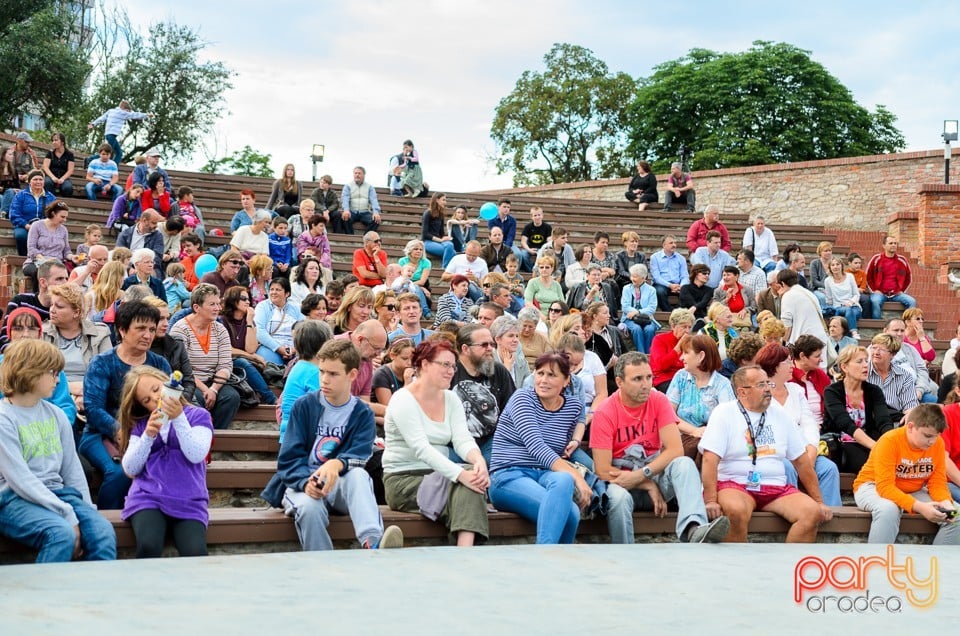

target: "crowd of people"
[1,139,958,564]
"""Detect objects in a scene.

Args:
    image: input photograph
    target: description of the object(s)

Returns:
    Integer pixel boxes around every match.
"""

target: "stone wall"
[479,149,959,232]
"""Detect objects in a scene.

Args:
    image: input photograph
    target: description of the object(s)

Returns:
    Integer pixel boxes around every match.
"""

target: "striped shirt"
[867,363,918,414]
[489,387,581,473]
[169,319,233,383]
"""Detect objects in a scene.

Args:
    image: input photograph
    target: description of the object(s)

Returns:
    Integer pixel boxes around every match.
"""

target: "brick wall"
[480,149,959,232]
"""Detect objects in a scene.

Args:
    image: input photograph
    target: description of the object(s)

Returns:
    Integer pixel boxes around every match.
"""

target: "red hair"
[411,339,457,371]
[239,189,256,200]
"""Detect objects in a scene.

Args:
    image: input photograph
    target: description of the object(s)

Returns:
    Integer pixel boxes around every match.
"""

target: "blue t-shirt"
[279,360,320,443]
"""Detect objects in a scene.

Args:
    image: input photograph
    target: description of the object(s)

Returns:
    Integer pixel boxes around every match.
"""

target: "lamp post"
[944,121,958,185]
[310,144,325,181]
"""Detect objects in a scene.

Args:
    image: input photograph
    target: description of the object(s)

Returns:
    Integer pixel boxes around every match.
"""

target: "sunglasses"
[384,304,397,311]
[549,307,563,313]
[228,260,244,266]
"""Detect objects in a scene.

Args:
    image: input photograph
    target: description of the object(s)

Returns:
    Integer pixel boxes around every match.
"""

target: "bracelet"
[571,439,581,447]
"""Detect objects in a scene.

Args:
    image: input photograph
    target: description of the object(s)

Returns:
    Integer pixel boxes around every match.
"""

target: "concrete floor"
[0,543,954,633]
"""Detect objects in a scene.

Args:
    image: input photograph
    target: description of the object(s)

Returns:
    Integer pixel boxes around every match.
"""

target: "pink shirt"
[590,389,678,459]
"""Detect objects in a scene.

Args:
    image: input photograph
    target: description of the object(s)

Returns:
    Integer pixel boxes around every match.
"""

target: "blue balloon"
[194,254,218,279]
[479,201,498,220]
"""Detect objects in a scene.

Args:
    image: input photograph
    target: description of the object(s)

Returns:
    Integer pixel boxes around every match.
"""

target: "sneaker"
[377,525,404,549]
[851,330,861,340]
[689,516,730,543]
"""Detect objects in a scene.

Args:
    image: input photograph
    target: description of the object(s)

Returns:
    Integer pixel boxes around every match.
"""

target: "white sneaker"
[689,516,730,543]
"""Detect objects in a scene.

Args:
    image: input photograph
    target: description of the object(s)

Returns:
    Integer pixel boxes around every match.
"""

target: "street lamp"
[943,120,958,185]
[310,144,325,181]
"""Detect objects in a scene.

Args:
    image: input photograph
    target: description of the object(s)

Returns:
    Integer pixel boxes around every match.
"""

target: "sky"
[116,0,960,192]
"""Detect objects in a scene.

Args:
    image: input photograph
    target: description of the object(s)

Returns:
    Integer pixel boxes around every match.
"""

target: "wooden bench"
[0,505,939,562]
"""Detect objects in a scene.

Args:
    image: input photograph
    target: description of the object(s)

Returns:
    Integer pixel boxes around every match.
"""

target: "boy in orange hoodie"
[853,404,959,544]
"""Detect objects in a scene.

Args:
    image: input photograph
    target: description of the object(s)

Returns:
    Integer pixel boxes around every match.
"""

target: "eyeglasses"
[468,341,495,349]
[744,381,776,390]
[228,260,244,266]
[430,360,457,370]
[549,307,563,314]
[369,239,382,244]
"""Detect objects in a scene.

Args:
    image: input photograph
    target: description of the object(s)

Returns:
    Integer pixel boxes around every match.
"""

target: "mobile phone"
[935,506,957,519]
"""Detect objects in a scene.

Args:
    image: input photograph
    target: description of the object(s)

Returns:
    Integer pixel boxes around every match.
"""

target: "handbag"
[222,368,260,409]
[631,313,652,327]
[818,432,842,467]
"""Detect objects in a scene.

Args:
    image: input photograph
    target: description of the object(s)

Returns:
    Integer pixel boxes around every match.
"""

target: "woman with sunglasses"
[221,286,275,405]
[374,290,399,333]
[200,250,245,297]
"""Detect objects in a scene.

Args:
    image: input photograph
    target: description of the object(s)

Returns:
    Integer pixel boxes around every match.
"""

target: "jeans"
[450,436,493,467]
[256,345,285,366]
[13,226,28,256]
[340,211,379,235]
[855,482,960,545]
[831,304,862,331]
[782,455,842,507]
[78,432,131,510]
[451,224,477,253]
[106,133,123,163]
[621,319,657,353]
[868,292,916,320]
[281,469,383,550]
[0,486,117,563]
[662,189,695,211]
[0,188,16,214]
[424,240,456,269]
[411,285,432,316]
[489,467,580,544]
[128,508,207,558]
[653,283,678,312]
[191,385,241,429]
[467,282,483,303]
[233,357,276,404]
[606,456,707,543]
[44,177,74,197]
[85,182,122,201]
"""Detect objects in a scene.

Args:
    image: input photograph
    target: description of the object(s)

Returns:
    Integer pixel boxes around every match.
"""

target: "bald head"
[353,319,388,360]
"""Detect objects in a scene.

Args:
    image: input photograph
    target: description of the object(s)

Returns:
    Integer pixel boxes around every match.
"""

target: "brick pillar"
[917,184,960,267]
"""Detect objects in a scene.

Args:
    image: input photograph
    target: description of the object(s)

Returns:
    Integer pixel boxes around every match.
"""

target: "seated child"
[269,217,294,277]
[260,339,403,550]
[853,404,959,545]
[76,224,102,264]
[0,340,116,562]
[119,366,213,558]
[163,262,191,313]
[162,216,184,267]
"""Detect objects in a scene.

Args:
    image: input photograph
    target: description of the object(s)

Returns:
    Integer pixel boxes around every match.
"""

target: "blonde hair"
[833,345,869,380]
[707,302,731,323]
[331,286,375,332]
[816,241,833,256]
[248,254,274,280]
[668,308,695,327]
[759,318,785,342]
[90,261,127,312]
[49,282,85,317]
[548,313,582,349]
[111,247,132,263]
[0,340,64,396]
[118,366,178,454]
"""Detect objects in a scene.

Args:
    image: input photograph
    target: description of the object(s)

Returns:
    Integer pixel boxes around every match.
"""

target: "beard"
[475,357,496,377]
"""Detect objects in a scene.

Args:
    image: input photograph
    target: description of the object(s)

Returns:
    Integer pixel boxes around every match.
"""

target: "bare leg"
[456,530,475,546]
[717,488,756,542]
[762,492,821,543]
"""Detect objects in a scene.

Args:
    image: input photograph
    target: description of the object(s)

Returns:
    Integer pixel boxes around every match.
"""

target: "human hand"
[914,500,947,523]
[818,503,834,523]
[73,525,82,559]
[204,388,217,409]
[373,213,382,224]
[705,501,723,521]
[457,468,487,494]
[158,393,183,422]
[562,439,581,458]
[144,408,163,438]
[574,476,593,511]
[646,482,667,517]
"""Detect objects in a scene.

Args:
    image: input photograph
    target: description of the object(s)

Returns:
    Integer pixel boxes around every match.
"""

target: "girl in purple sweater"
[119,366,213,558]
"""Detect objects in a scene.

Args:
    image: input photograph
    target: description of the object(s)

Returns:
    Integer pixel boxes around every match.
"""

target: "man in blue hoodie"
[261,339,402,550]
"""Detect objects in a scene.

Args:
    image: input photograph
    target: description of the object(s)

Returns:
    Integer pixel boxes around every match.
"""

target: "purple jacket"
[120,405,213,525]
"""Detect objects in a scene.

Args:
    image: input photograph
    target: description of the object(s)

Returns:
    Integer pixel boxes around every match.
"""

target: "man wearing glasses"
[353,231,388,288]
[335,319,389,421]
[699,365,833,543]
[451,324,515,464]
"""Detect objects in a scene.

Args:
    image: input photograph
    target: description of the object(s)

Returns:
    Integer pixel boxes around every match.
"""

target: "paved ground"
[0,543,953,633]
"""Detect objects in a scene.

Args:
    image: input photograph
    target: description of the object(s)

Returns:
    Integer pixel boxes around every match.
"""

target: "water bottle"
[158,371,184,425]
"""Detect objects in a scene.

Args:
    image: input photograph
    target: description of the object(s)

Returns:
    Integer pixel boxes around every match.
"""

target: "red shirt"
[649,331,683,387]
[591,389,678,459]
[941,403,960,465]
[352,248,387,287]
[722,282,745,313]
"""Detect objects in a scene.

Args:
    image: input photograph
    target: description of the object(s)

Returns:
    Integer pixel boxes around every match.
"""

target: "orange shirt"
[847,268,868,292]
[853,427,951,511]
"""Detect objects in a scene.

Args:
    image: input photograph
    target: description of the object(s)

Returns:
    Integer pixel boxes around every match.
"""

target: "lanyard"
[737,402,765,466]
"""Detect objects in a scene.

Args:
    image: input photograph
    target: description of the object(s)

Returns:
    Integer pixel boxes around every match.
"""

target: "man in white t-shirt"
[699,366,832,542]
[742,216,778,273]
[441,240,488,301]
[777,269,828,353]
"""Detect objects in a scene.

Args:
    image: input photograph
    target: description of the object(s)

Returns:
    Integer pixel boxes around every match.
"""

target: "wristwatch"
[642,466,653,479]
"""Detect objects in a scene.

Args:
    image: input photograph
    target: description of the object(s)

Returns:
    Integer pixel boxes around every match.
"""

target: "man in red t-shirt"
[591,351,730,544]
[865,236,915,319]
[352,231,388,287]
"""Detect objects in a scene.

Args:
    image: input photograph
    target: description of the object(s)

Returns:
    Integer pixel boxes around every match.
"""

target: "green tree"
[57,20,233,162]
[0,0,90,127]
[491,43,638,186]
[627,41,906,171]
[200,145,273,178]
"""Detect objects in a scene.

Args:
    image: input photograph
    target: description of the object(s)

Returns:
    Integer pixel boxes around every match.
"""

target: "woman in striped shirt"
[488,352,593,544]
[169,284,241,429]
